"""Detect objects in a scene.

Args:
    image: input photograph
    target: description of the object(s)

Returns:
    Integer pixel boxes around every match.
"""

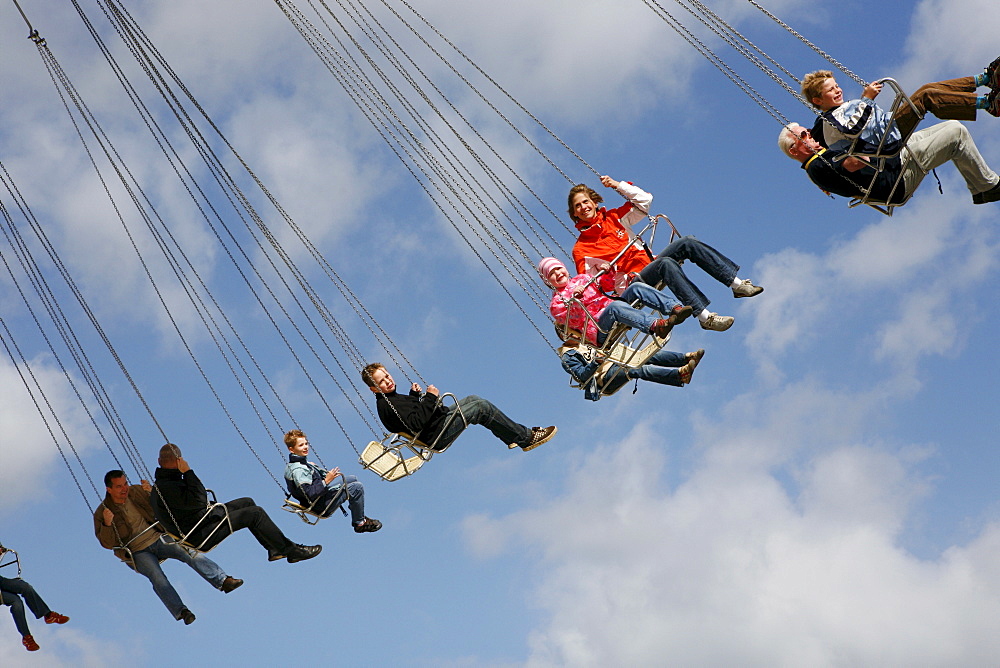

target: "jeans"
[594,281,681,344]
[433,395,531,450]
[0,576,51,636]
[902,120,999,195]
[196,498,294,555]
[314,475,365,525]
[627,348,687,387]
[638,236,739,315]
[596,302,658,345]
[132,535,226,620]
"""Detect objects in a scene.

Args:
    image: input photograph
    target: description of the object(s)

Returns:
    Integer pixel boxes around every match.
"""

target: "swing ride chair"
[837,78,925,216]
[161,489,232,555]
[360,393,468,482]
[0,545,22,579]
[114,520,170,568]
[555,214,677,396]
[281,472,350,525]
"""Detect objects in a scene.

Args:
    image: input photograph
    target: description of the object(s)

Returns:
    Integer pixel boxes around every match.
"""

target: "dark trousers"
[196,497,294,554]
[0,576,51,637]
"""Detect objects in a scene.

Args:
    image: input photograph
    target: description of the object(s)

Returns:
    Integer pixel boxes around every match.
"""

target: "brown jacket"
[93,484,163,564]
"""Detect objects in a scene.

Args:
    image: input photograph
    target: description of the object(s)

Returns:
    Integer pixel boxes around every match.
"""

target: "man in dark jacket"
[150,444,321,563]
[361,362,556,452]
[95,470,242,624]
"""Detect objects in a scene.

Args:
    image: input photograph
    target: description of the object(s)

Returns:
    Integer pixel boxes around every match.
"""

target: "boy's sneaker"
[985,55,1000,90]
[354,517,383,533]
[521,426,557,451]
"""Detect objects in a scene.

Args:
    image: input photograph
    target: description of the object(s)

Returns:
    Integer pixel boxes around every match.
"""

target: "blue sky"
[2,0,999,665]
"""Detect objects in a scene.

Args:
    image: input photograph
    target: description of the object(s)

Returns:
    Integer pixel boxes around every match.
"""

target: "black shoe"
[267,551,286,562]
[220,576,243,593]
[354,517,383,533]
[179,608,196,625]
[286,544,322,563]
[973,180,1000,204]
[986,55,1000,90]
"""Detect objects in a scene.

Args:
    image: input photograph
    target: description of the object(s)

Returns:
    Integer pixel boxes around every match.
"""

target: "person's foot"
[700,312,734,331]
[732,279,764,298]
[267,551,286,562]
[354,517,383,533]
[179,608,196,625]
[286,544,323,563]
[649,318,673,338]
[973,179,1000,204]
[22,635,39,651]
[521,426,557,451]
[985,55,1000,90]
[686,348,706,368]
[220,576,243,593]
[667,304,694,325]
[985,88,1000,118]
[679,360,698,384]
[44,611,69,624]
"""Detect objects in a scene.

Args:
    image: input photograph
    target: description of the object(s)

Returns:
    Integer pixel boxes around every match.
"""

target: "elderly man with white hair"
[778,120,1000,205]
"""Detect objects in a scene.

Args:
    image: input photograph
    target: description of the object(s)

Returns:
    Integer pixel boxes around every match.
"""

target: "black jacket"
[375,389,449,441]
[802,148,906,204]
[150,467,221,541]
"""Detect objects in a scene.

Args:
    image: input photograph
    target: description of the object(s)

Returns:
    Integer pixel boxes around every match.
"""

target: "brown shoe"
[220,577,243,594]
[649,318,673,338]
[668,304,694,325]
[353,517,383,533]
[22,635,39,651]
[45,611,70,624]
[521,426,557,451]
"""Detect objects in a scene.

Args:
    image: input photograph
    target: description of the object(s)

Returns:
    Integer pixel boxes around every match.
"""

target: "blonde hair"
[284,429,305,449]
[801,70,834,109]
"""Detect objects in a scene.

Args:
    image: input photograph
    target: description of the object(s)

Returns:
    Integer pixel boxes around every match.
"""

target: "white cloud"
[0,355,99,512]
[0,627,135,667]
[463,413,1000,666]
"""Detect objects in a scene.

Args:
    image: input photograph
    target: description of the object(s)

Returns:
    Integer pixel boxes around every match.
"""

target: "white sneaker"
[700,313,734,331]
[732,279,763,298]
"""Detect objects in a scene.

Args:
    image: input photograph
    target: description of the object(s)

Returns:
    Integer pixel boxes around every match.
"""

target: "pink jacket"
[549,272,617,344]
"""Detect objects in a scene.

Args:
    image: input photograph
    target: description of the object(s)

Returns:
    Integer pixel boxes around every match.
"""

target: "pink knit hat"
[537,257,567,287]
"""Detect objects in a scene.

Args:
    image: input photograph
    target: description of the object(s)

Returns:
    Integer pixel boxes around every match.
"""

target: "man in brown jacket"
[94,470,243,625]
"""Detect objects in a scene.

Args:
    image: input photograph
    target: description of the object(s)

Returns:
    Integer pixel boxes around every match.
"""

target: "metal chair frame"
[282,471,349,524]
[360,393,468,481]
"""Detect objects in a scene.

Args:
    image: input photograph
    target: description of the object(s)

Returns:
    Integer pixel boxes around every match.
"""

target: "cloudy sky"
[1,0,999,665]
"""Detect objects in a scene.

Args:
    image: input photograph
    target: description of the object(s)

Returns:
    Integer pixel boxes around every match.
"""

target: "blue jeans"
[315,475,365,525]
[626,348,687,386]
[595,282,681,345]
[433,395,531,450]
[0,576,51,636]
[638,236,739,314]
[132,535,226,620]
